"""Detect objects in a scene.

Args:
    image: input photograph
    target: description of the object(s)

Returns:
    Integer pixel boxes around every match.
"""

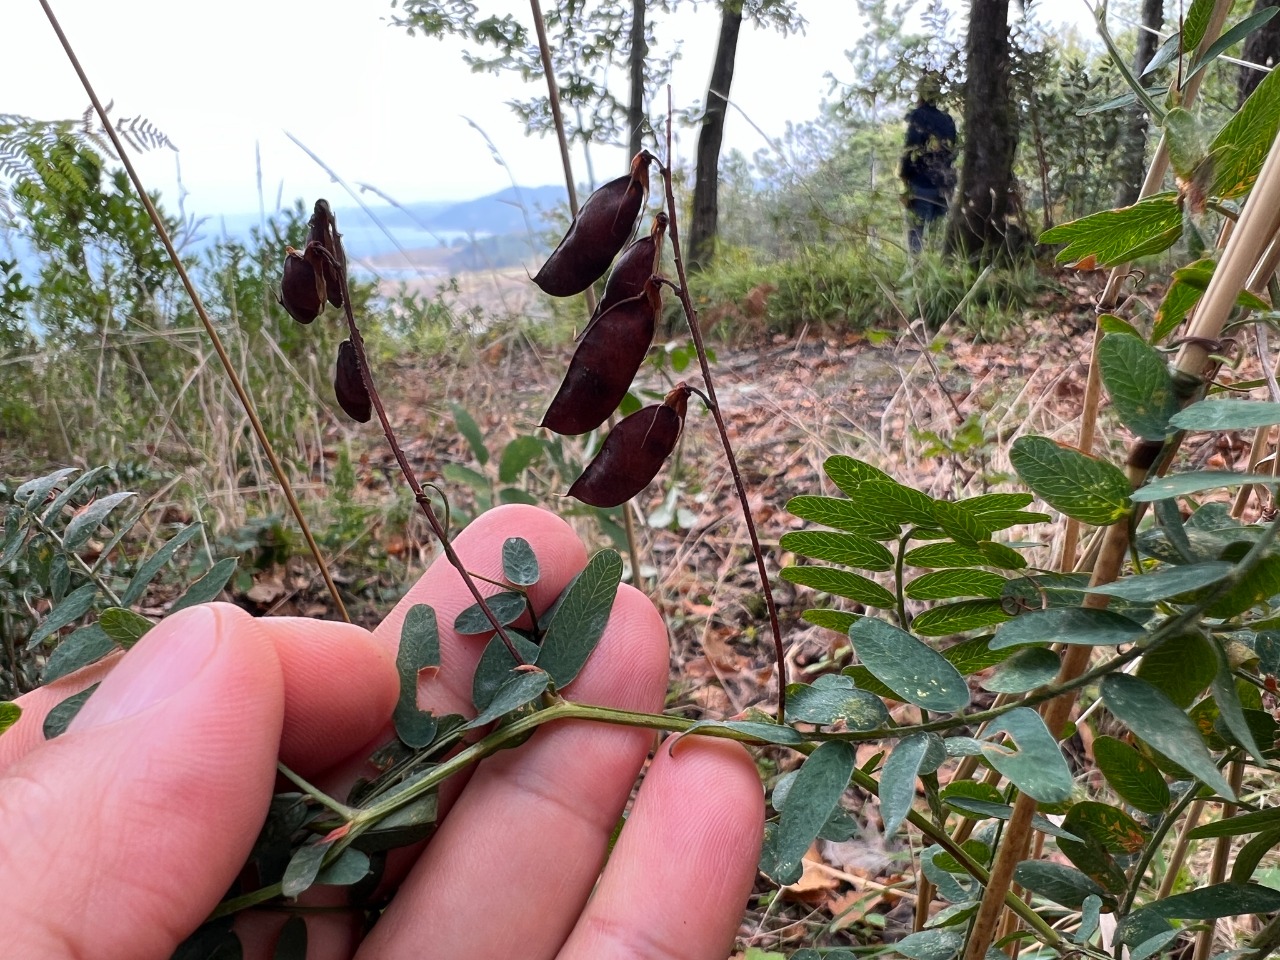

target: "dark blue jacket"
[900,102,957,192]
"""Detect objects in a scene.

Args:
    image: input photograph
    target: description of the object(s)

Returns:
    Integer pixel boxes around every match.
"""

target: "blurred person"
[900,71,957,254]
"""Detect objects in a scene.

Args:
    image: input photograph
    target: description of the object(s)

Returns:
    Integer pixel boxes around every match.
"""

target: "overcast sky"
[7,0,1098,219]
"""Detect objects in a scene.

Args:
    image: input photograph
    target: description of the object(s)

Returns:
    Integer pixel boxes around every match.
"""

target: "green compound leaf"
[98,607,153,648]
[463,669,549,730]
[1117,883,1280,946]
[786,495,902,540]
[801,609,860,633]
[848,617,970,712]
[888,929,962,960]
[980,647,1060,694]
[1231,828,1280,885]
[43,683,99,739]
[282,839,332,899]
[1098,334,1179,440]
[41,624,114,683]
[1189,806,1280,840]
[394,604,440,748]
[1130,471,1280,501]
[910,600,1011,637]
[880,733,945,836]
[497,435,544,484]
[780,530,894,571]
[1010,436,1132,526]
[1135,629,1216,707]
[453,591,528,635]
[781,566,897,608]
[1012,861,1108,910]
[169,557,238,614]
[823,455,894,495]
[785,674,890,730]
[119,521,203,607]
[501,537,540,586]
[1039,193,1182,267]
[0,701,21,736]
[904,542,991,569]
[1210,64,1280,200]
[1101,674,1235,800]
[315,847,372,887]
[682,719,806,746]
[14,466,78,509]
[473,631,542,713]
[537,550,622,687]
[759,741,855,885]
[1093,735,1170,813]
[62,491,136,552]
[854,481,940,528]
[1084,561,1232,601]
[1173,399,1280,431]
[29,582,97,648]
[957,493,1034,515]
[451,402,489,466]
[905,569,1006,601]
[1206,554,1280,619]
[990,607,1145,650]
[981,707,1074,803]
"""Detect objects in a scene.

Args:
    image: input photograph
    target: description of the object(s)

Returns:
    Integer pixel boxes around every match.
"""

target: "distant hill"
[399,185,567,237]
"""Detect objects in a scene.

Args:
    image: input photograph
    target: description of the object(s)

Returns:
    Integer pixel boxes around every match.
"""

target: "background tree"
[1238,0,1280,105]
[686,0,804,270]
[392,0,670,181]
[1115,0,1165,205]
[945,0,1022,260]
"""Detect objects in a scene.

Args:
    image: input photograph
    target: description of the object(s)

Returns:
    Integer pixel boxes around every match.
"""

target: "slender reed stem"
[660,91,787,720]
[39,0,350,623]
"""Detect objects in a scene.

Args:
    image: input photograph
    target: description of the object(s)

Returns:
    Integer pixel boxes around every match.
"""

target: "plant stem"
[38,0,351,624]
[276,762,357,820]
[326,219,525,662]
[660,93,787,720]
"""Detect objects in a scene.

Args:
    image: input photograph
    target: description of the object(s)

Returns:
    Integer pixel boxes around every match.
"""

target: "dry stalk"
[39,0,351,622]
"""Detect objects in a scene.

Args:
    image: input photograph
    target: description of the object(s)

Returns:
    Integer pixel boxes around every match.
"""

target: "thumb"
[1,604,286,960]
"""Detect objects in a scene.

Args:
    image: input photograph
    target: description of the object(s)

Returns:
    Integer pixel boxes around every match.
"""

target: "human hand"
[0,504,764,959]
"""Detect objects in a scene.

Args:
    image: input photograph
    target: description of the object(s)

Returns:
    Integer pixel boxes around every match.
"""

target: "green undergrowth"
[688,242,1056,341]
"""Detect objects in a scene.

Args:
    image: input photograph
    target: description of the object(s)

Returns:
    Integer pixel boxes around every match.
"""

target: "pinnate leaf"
[1039,194,1182,267]
[1101,674,1235,800]
[781,566,897,608]
[1098,335,1178,440]
[1010,436,1131,525]
[536,550,622,687]
[758,741,854,884]
[848,618,970,712]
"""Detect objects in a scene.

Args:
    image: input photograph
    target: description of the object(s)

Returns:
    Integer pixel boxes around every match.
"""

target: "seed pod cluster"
[279,200,373,424]
[532,150,654,297]
[279,200,344,324]
[533,153,693,508]
[567,384,691,508]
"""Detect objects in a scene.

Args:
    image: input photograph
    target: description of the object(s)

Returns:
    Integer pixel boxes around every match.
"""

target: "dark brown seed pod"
[541,276,663,436]
[567,383,691,508]
[532,150,654,297]
[279,245,325,324]
[579,211,668,342]
[334,339,372,423]
[307,199,344,309]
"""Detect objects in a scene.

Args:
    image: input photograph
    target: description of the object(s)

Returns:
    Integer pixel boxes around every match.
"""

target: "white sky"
[6,0,1099,218]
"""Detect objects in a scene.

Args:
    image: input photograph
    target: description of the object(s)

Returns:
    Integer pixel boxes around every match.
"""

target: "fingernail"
[71,606,220,730]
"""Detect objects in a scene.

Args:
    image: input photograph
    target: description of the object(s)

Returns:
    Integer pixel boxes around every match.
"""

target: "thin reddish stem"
[660,91,787,720]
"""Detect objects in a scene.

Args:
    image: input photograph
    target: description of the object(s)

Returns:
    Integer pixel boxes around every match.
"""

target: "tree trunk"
[1115,0,1164,206]
[1238,0,1280,107]
[945,0,1022,262]
[628,0,647,159]
[687,1,744,270]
